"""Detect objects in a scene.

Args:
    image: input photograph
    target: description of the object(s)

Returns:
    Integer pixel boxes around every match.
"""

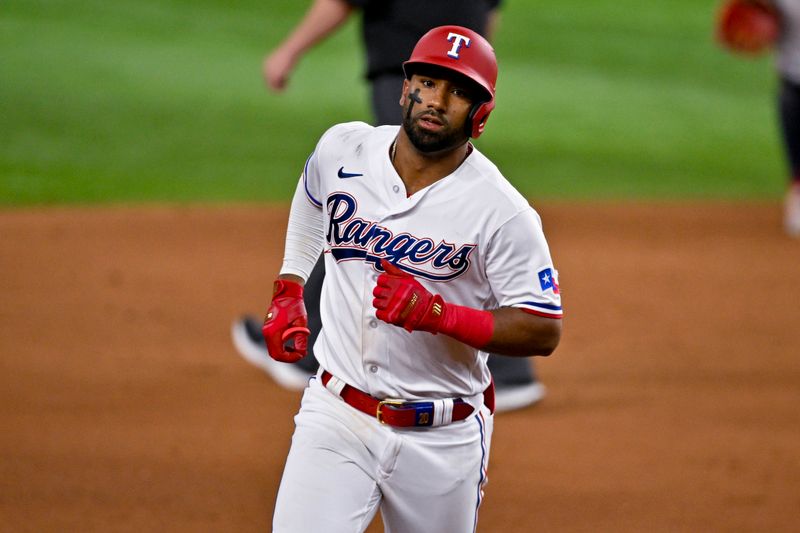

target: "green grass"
[0,0,787,205]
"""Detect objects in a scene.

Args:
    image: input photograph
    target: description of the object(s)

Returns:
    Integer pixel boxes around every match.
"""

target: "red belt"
[321,370,494,428]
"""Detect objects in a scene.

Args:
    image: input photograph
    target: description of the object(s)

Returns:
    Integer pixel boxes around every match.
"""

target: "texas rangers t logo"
[446,32,471,59]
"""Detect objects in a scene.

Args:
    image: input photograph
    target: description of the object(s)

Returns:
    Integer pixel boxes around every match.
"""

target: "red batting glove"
[262,279,311,363]
[372,259,494,348]
[373,259,445,333]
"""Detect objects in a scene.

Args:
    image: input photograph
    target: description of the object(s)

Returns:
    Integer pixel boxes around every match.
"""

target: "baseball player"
[263,26,563,532]
[235,0,548,413]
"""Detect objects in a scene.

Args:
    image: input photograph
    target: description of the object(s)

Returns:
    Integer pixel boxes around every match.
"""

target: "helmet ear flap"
[468,100,494,138]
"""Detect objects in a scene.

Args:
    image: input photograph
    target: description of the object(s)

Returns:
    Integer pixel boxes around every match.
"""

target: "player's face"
[401,71,475,153]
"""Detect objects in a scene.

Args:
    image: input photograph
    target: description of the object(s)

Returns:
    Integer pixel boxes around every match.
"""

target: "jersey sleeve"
[484,208,563,319]
[301,149,323,208]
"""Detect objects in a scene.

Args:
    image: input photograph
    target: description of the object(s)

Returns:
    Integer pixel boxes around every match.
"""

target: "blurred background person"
[717,0,800,235]
[772,0,800,236]
[232,0,550,413]
[262,0,499,124]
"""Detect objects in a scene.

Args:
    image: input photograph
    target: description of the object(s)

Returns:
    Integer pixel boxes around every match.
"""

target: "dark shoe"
[230,316,313,391]
[488,355,546,413]
[494,382,546,413]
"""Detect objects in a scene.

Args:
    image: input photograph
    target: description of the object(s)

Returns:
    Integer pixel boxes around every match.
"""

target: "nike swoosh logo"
[338,167,363,179]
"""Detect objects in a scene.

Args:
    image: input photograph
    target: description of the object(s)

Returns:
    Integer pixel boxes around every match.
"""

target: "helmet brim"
[402,60,494,104]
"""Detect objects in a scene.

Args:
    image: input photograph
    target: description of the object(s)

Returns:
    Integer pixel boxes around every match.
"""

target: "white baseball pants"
[272,376,494,533]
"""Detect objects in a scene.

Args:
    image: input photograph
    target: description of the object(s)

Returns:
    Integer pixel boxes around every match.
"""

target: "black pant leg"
[295,255,325,373]
[369,73,405,126]
[487,354,535,386]
[778,77,800,180]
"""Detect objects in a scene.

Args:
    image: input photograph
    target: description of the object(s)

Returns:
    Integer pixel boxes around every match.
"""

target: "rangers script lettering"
[326,192,476,281]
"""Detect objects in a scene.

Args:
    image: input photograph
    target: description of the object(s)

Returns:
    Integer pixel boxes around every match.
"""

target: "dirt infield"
[1,202,798,532]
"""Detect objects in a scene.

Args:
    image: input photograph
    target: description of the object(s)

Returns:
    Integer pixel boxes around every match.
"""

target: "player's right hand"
[263,47,296,91]
[373,259,445,334]
[262,279,310,363]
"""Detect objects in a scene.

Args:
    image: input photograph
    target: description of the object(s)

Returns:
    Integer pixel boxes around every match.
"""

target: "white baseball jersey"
[282,121,562,407]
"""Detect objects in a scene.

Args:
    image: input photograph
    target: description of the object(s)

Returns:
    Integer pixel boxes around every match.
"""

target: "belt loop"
[324,374,347,397]
[431,399,454,427]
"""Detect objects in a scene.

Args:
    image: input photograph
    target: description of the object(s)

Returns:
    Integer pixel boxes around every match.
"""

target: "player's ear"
[399,79,410,106]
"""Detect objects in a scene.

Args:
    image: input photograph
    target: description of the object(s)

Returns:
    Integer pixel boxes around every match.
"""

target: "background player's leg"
[487,355,546,413]
[294,254,324,373]
[370,73,405,126]
[778,77,800,237]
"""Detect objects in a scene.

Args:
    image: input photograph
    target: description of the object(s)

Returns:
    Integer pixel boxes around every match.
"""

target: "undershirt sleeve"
[280,177,325,281]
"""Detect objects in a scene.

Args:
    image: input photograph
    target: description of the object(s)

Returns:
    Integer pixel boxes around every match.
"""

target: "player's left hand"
[372,259,445,333]
[262,278,311,363]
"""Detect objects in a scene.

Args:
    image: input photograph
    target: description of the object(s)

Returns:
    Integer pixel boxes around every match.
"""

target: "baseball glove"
[716,0,780,55]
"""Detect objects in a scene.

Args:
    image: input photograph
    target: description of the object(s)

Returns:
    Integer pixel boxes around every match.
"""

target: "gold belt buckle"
[376,399,405,424]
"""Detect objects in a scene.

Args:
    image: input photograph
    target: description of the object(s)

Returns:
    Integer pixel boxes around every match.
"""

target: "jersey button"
[369,365,378,374]
[392,185,400,193]
[369,320,378,328]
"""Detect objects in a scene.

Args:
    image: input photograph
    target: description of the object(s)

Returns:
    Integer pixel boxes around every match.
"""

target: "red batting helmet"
[402,25,498,138]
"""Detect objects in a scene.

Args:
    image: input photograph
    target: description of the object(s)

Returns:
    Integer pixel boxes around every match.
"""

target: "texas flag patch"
[538,268,560,294]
